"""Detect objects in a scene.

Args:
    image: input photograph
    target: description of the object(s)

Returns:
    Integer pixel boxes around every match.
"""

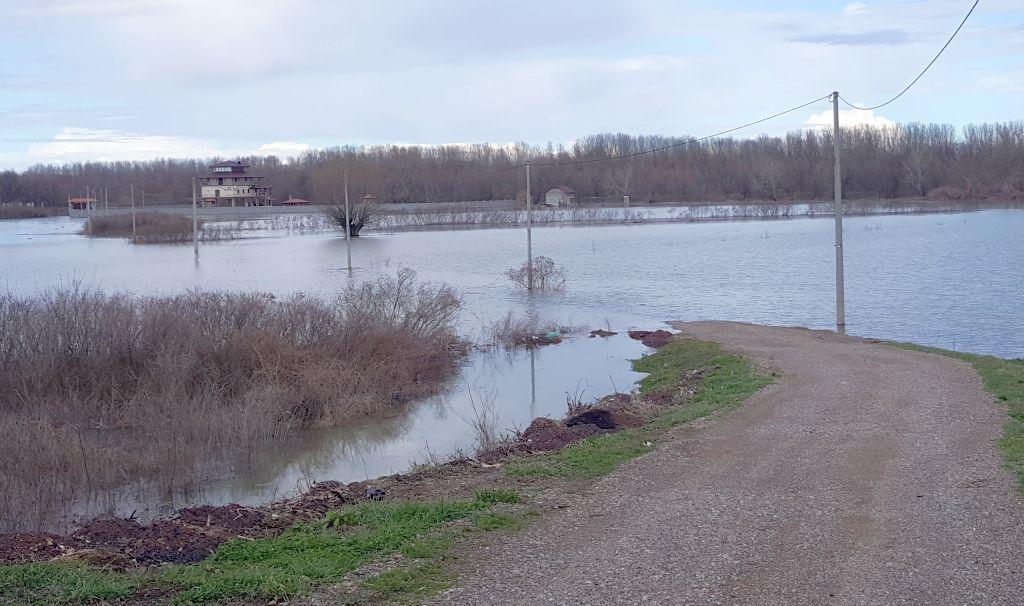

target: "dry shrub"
[506,255,566,291]
[487,311,573,347]
[83,212,238,243]
[0,206,63,220]
[0,271,463,532]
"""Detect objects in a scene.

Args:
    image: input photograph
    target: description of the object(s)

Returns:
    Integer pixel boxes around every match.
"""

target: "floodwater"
[1,209,1023,527]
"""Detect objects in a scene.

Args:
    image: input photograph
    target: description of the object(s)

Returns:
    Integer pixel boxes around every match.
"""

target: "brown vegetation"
[3,122,1023,207]
[0,205,64,220]
[0,271,463,532]
[323,197,375,236]
[506,256,566,291]
[486,312,572,347]
[83,211,240,243]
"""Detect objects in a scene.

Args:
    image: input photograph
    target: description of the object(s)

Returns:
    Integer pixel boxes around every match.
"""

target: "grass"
[507,338,772,478]
[0,563,143,605]
[360,562,450,599]
[0,495,514,605]
[893,343,1024,487]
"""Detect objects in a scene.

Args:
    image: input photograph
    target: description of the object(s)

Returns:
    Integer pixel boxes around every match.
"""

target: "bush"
[506,256,566,291]
[83,212,237,243]
[0,273,464,532]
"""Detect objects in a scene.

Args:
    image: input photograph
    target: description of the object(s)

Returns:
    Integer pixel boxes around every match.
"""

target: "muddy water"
[2,209,1023,529]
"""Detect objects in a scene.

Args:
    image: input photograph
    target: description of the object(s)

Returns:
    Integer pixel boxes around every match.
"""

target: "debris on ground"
[589,329,617,338]
[627,329,674,348]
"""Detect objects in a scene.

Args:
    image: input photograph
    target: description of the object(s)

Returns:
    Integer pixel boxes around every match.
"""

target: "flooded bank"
[2,208,1023,531]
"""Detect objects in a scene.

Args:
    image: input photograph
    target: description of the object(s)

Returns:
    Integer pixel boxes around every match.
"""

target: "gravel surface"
[426,322,1024,605]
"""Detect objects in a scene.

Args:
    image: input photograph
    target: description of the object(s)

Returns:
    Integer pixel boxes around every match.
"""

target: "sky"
[0,0,1021,169]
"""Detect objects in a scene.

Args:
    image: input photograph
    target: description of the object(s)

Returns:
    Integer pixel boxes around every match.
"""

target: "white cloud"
[22,127,310,165]
[804,108,895,130]
[255,141,310,158]
[843,3,868,16]
[979,74,1024,93]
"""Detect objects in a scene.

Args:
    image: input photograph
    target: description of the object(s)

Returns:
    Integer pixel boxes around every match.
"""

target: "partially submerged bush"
[487,311,572,347]
[0,206,63,220]
[83,212,237,243]
[324,198,375,237]
[506,256,566,291]
[0,272,463,532]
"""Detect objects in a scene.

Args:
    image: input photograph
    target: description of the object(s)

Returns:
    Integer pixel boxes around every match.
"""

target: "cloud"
[843,3,868,16]
[255,141,310,158]
[789,29,913,46]
[804,108,895,130]
[979,74,1024,93]
[22,127,308,165]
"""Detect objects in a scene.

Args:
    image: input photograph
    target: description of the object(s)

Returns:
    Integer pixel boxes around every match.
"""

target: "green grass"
[0,562,143,606]
[894,343,1024,487]
[360,562,451,599]
[507,338,771,478]
[0,495,517,605]
[471,512,518,531]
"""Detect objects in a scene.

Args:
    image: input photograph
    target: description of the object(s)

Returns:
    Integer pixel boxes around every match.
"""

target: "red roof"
[281,197,310,205]
[210,160,249,168]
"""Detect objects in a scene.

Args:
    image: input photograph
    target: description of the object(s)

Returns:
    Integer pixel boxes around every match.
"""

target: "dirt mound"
[521,418,610,452]
[176,503,280,536]
[0,532,77,564]
[628,329,674,347]
[129,521,222,565]
[565,408,644,430]
[72,518,147,548]
[283,480,358,516]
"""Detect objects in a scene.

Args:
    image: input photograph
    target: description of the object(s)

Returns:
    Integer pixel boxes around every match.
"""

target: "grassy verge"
[893,343,1024,487]
[507,338,772,478]
[0,492,516,605]
[0,338,771,605]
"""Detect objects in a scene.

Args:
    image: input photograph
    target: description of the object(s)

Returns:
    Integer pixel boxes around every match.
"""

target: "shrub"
[0,273,464,532]
[506,256,566,291]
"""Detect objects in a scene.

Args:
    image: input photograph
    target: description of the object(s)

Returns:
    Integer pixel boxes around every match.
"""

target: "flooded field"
[1,208,1022,530]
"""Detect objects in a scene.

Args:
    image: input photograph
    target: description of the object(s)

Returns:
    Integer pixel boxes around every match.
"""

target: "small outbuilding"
[544,186,575,207]
[281,197,310,206]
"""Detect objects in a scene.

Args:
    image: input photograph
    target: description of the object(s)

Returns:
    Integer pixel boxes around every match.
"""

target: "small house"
[544,186,575,207]
[68,196,97,211]
[281,197,310,206]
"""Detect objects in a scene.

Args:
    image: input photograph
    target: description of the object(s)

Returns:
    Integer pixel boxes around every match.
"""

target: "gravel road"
[427,322,1024,605]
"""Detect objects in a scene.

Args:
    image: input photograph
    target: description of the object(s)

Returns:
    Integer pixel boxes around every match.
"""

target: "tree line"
[1,121,1022,208]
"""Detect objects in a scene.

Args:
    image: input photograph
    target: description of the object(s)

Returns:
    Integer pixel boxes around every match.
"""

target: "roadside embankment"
[0,331,768,605]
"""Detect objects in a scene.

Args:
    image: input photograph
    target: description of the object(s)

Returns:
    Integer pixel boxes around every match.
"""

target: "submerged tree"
[324,196,375,237]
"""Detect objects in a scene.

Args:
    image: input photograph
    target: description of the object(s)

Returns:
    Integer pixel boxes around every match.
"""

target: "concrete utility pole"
[130,184,137,244]
[525,161,533,291]
[191,178,199,258]
[344,169,352,272]
[832,91,846,330]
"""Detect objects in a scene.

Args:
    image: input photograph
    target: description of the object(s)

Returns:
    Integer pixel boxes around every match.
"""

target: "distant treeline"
[2,122,1022,207]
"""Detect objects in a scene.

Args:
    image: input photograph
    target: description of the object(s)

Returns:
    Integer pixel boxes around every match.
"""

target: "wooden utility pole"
[191,178,198,258]
[525,161,533,290]
[130,184,137,243]
[344,169,352,271]
[832,91,846,330]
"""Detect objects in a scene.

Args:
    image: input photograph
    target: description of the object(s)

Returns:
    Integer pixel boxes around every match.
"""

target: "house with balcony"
[199,161,272,207]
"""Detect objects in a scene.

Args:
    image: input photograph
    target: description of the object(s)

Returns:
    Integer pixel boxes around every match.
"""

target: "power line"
[529,94,832,167]
[840,0,980,111]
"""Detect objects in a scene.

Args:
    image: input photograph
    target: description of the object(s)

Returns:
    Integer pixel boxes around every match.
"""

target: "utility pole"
[344,169,352,271]
[191,178,199,258]
[525,161,533,291]
[130,184,137,244]
[832,91,846,330]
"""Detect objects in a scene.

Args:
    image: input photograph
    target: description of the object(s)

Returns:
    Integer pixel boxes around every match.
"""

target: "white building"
[544,186,575,207]
[199,161,272,207]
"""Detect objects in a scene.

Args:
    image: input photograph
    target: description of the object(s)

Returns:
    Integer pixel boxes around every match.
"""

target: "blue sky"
[0,0,1020,169]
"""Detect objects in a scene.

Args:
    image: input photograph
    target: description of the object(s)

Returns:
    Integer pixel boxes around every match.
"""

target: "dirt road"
[428,322,1024,605]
